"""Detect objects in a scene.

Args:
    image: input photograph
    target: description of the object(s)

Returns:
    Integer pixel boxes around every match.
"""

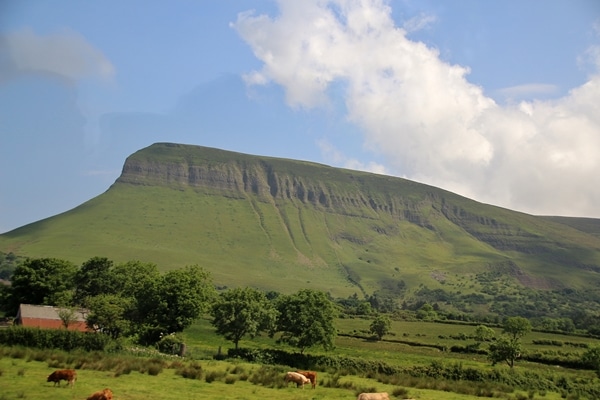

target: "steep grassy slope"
[2,143,600,312]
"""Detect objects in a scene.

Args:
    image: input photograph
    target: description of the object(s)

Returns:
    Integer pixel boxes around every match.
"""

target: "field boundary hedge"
[0,326,111,351]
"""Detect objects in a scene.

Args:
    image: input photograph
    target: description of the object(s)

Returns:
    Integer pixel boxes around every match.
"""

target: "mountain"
[2,142,600,319]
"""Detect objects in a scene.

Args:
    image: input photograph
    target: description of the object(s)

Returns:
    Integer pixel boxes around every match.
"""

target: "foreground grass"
[0,349,523,400]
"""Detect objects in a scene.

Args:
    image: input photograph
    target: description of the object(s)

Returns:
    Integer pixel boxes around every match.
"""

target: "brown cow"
[283,371,310,389]
[46,369,77,387]
[357,393,390,400]
[296,370,317,389]
[86,388,113,400]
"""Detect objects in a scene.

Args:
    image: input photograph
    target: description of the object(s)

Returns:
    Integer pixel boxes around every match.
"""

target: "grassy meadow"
[2,317,600,399]
[0,347,562,400]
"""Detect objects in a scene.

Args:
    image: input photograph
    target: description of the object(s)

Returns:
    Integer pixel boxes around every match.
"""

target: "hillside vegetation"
[2,142,600,320]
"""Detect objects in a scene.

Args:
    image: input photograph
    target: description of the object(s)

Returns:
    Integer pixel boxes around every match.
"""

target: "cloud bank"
[0,28,114,84]
[233,0,600,217]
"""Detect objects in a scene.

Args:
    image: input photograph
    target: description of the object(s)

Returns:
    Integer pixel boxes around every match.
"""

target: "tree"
[276,289,336,353]
[488,336,522,368]
[369,314,391,340]
[110,260,161,326]
[487,317,531,368]
[211,287,278,349]
[416,303,437,320]
[474,325,495,343]
[85,294,133,339]
[583,346,600,377]
[74,257,116,304]
[57,307,79,329]
[150,265,215,333]
[6,258,77,315]
[503,316,532,341]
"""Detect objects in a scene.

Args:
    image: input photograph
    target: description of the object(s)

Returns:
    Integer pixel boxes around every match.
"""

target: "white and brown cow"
[284,371,311,389]
[296,370,317,389]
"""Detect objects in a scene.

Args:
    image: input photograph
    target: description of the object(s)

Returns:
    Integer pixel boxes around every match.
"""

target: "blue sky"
[1,0,599,233]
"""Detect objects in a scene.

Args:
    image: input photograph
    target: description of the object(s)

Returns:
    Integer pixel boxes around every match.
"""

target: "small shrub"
[156,333,185,355]
[205,370,226,383]
[225,375,237,384]
[147,364,163,376]
[176,362,203,380]
[230,365,245,374]
[392,387,409,397]
[10,348,27,359]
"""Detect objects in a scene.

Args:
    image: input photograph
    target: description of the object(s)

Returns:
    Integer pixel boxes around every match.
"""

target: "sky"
[1,0,599,234]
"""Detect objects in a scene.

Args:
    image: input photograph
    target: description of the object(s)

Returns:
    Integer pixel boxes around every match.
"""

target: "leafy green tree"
[503,316,532,341]
[85,294,133,339]
[583,346,600,376]
[57,307,79,329]
[487,317,531,368]
[416,303,437,320]
[276,289,336,353]
[74,257,116,304]
[357,301,373,315]
[488,336,522,368]
[211,287,278,349]
[110,260,161,326]
[474,325,495,342]
[6,258,77,314]
[110,260,160,298]
[150,265,215,333]
[369,314,391,340]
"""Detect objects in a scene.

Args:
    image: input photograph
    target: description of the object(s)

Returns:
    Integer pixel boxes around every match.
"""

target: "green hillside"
[2,142,600,319]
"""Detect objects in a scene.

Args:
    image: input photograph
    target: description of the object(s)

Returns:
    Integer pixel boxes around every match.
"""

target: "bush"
[156,333,185,355]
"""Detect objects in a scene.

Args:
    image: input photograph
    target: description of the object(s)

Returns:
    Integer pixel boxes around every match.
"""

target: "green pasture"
[0,350,562,400]
[3,316,600,399]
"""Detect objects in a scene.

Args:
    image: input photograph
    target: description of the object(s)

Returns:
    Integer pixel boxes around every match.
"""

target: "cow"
[283,371,310,389]
[357,392,390,400]
[296,370,317,389]
[46,369,77,388]
[86,388,113,400]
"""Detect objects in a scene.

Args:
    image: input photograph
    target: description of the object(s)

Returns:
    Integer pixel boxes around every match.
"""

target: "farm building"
[15,304,90,332]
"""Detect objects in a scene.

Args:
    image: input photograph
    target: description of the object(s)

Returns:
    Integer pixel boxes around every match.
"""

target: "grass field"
[0,349,565,400]
[2,316,600,399]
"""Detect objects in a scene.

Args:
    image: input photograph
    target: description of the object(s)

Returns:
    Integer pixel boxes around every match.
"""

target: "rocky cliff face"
[117,144,432,224]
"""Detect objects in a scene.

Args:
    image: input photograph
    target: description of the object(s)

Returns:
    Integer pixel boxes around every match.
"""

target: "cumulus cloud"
[0,28,115,84]
[233,0,600,218]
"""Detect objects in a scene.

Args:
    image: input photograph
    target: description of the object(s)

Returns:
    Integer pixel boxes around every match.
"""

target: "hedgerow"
[0,326,111,351]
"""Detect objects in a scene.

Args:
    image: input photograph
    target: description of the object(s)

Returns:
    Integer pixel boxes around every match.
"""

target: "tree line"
[0,256,337,351]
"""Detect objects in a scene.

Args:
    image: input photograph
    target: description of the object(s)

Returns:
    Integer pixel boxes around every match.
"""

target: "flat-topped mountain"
[2,142,600,319]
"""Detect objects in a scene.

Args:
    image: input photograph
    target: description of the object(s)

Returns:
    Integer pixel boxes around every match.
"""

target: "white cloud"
[0,28,115,83]
[403,12,437,33]
[496,83,559,102]
[234,0,600,218]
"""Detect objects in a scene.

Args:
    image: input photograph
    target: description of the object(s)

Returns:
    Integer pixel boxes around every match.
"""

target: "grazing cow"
[284,371,310,389]
[46,369,77,388]
[357,392,390,400]
[86,388,113,400]
[296,370,317,389]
